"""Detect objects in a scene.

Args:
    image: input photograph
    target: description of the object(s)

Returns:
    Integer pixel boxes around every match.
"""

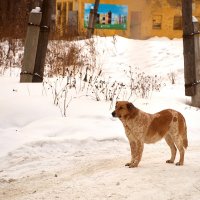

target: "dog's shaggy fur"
[112,101,188,167]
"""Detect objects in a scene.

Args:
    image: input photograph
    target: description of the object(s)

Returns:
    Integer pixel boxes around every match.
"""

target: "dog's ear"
[116,101,119,107]
[127,102,135,110]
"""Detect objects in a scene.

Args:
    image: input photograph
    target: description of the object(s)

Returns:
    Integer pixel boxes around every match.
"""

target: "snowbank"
[0,36,200,200]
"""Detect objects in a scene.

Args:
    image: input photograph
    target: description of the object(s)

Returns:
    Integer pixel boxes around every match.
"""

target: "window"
[173,16,182,30]
[57,3,61,16]
[152,15,162,29]
[62,2,67,27]
[57,3,62,25]
[68,2,73,11]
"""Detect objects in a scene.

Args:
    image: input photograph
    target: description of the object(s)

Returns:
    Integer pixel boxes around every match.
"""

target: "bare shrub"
[0,39,23,75]
[44,64,164,117]
[44,38,164,116]
[43,66,128,116]
[126,66,163,99]
[45,40,84,77]
[45,37,98,78]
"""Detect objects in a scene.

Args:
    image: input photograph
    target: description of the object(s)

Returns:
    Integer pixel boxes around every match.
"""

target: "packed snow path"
[1,138,200,200]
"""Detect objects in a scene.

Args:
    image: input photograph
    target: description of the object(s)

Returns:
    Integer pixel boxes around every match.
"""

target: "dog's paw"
[175,162,183,166]
[125,162,131,167]
[128,162,138,168]
[166,160,174,164]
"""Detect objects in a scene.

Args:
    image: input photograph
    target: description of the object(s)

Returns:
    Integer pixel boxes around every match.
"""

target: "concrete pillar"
[20,11,42,82]
[192,21,200,107]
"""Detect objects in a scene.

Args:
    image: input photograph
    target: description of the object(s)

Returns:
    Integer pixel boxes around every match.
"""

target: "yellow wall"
[56,0,200,39]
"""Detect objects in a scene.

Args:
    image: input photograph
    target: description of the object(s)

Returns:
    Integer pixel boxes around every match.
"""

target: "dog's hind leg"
[174,139,185,166]
[165,134,177,164]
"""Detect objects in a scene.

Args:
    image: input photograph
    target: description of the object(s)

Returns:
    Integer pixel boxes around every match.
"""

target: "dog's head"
[112,101,136,119]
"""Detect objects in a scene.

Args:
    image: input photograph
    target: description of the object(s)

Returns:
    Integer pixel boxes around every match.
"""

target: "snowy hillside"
[0,36,200,200]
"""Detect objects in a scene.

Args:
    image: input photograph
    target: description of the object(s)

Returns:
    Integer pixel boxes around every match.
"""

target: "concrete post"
[182,0,196,96]
[20,11,42,82]
[192,21,200,107]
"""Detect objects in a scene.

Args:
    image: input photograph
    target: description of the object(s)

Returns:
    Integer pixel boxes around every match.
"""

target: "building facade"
[56,0,200,39]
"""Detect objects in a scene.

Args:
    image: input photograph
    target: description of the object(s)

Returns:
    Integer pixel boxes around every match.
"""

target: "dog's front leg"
[128,140,144,168]
[125,141,137,167]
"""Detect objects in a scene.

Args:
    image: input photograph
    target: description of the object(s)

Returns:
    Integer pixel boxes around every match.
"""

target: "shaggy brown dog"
[112,101,188,167]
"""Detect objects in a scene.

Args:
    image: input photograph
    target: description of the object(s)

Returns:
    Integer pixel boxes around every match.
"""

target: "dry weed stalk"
[168,71,176,84]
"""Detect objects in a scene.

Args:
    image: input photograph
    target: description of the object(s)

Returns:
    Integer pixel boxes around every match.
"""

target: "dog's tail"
[178,112,188,149]
[183,117,188,149]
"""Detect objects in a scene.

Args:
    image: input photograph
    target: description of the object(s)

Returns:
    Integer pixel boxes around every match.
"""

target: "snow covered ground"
[0,36,200,200]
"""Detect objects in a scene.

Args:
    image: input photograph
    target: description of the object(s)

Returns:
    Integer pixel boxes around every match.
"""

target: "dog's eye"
[115,106,123,110]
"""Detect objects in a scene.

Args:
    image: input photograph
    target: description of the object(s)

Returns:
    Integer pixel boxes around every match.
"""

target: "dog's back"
[144,109,188,148]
